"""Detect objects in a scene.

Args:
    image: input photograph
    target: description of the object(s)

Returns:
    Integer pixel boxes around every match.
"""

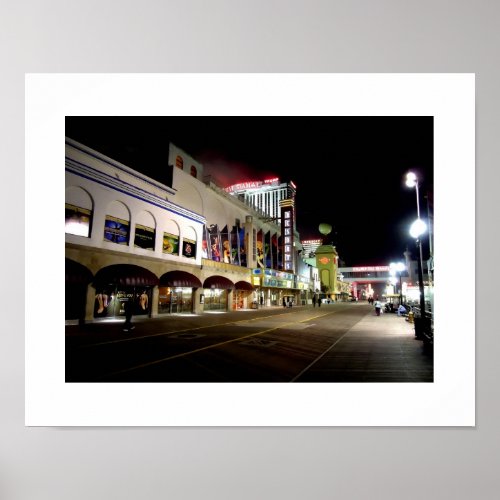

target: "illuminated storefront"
[202,276,235,312]
[252,268,309,306]
[92,264,158,319]
[158,271,201,314]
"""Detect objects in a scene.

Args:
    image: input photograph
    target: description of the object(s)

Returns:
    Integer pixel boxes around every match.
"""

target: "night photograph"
[65,115,434,383]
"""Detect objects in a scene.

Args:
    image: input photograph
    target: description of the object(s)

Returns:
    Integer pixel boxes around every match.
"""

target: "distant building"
[224,177,296,224]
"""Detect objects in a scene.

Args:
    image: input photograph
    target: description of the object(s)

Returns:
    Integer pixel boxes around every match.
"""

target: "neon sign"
[225,177,280,193]
[352,266,389,272]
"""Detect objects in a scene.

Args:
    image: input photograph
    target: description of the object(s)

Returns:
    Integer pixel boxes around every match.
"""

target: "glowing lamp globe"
[318,223,332,236]
[409,218,427,239]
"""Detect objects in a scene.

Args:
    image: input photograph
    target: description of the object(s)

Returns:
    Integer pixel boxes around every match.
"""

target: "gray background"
[1,1,497,499]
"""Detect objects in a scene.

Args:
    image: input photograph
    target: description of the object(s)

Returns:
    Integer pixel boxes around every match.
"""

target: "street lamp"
[406,171,428,340]
[389,262,405,306]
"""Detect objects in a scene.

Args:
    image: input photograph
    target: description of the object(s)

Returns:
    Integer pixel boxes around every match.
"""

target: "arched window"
[163,219,180,256]
[103,201,130,245]
[175,155,183,169]
[190,165,197,178]
[134,211,156,251]
[65,186,93,237]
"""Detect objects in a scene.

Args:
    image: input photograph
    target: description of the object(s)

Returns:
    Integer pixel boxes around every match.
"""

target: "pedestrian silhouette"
[123,299,135,331]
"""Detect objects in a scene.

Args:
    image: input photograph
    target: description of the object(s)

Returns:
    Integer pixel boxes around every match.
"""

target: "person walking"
[123,299,135,331]
[312,294,317,307]
[374,300,382,316]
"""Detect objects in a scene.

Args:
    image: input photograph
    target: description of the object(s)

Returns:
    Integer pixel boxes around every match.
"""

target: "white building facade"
[65,139,315,322]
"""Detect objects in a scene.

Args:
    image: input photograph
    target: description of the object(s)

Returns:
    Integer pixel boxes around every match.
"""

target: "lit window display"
[65,203,91,237]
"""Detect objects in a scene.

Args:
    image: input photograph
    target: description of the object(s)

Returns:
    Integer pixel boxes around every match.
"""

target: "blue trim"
[66,167,206,225]
[66,138,177,195]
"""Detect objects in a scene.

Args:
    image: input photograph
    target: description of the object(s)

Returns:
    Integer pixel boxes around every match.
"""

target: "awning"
[203,275,235,290]
[234,280,254,291]
[66,258,93,285]
[93,264,159,287]
[160,271,202,288]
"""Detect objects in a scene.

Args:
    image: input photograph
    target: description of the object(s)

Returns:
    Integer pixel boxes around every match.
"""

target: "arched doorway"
[202,276,235,311]
[65,259,93,321]
[159,271,202,314]
[92,264,159,318]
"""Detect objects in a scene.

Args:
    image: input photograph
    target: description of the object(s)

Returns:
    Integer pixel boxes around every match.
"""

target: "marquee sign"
[280,199,294,272]
[352,266,389,272]
[224,177,280,193]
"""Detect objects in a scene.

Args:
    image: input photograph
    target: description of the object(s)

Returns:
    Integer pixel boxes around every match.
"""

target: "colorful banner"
[271,233,279,271]
[182,237,196,259]
[201,225,210,259]
[104,215,129,245]
[231,226,239,265]
[264,231,272,269]
[221,225,232,264]
[239,226,246,267]
[163,232,179,254]
[208,224,221,262]
[256,230,264,268]
[134,224,155,250]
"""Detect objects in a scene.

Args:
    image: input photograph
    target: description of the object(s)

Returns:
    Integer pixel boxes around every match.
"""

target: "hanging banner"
[264,231,272,269]
[239,226,247,267]
[256,230,264,268]
[201,225,210,259]
[208,224,221,262]
[221,225,232,264]
[231,226,239,266]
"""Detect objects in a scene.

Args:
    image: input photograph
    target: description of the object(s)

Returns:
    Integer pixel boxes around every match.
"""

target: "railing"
[412,306,434,347]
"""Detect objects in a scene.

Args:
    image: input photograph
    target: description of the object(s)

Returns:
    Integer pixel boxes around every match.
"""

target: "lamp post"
[390,262,405,306]
[406,172,427,340]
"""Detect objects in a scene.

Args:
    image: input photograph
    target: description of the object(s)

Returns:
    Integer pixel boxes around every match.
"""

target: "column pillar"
[151,286,159,317]
[193,288,204,314]
[85,284,96,322]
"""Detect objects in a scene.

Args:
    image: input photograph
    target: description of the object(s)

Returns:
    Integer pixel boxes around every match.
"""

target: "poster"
[103,215,129,244]
[162,232,179,255]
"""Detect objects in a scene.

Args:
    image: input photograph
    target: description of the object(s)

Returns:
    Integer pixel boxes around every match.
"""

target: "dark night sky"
[66,116,433,266]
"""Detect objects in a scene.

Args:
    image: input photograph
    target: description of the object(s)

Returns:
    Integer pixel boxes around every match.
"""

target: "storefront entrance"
[203,289,228,311]
[94,286,152,318]
[158,287,193,314]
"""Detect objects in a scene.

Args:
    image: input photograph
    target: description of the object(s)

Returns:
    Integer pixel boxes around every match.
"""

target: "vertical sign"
[280,199,295,273]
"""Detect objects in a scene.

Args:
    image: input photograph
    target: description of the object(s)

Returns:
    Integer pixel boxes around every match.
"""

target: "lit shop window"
[65,203,91,237]
[175,156,183,169]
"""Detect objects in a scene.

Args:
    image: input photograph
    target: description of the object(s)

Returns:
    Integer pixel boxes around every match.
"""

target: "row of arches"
[66,186,198,256]
[66,259,254,321]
